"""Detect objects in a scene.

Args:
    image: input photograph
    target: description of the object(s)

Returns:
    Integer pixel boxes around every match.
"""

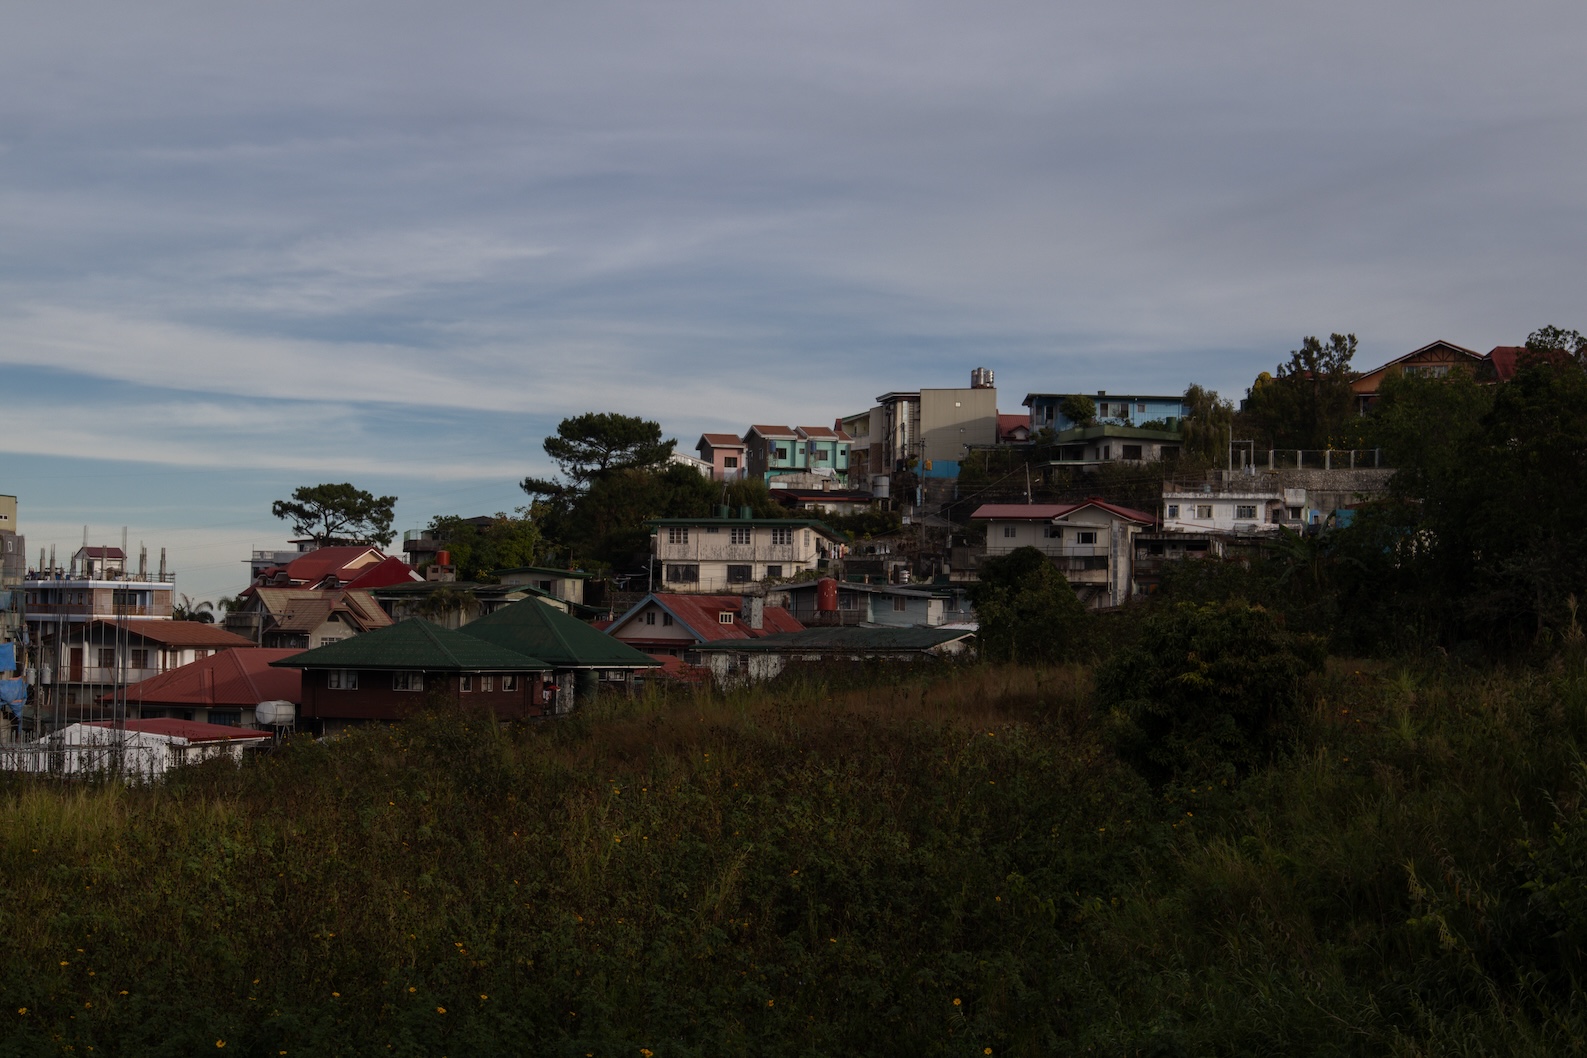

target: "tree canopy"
[1240,333,1358,450]
[271,483,397,548]
[969,546,1089,665]
[522,413,676,498]
[424,513,542,582]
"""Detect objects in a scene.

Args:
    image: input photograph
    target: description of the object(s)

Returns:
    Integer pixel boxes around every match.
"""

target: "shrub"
[1095,600,1325,784]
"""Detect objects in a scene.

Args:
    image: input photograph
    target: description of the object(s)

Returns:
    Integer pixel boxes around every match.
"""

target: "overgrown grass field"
[4,656,1587,1056]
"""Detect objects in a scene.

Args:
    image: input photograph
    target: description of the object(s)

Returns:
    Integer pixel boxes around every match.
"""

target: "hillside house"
[647,515,846,593]
[965,499,1157,608]
[604,593,803,658]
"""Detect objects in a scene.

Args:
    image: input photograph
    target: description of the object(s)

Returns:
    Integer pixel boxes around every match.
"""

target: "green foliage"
[1240,332,1359,450]
[522,412,675,497]
[1180,383,1233,461]
[970,546,1090,664]
[820,506,903,540]
[271,483,398,548]
[171,594,215,623]
[425,512,542,581]
[1058,394,1096,427]
[1096,600,1325,783]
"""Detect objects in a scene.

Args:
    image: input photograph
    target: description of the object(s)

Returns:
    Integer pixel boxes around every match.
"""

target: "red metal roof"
[796,425,839,439]
[82,718,272,742]
[998,414,1031,441]
[108,648,303,708]
[612,594,803,644]
[93,619,257,649]
[342,555,424,590]
[747,425,797,439]
[1485,345,1523,383]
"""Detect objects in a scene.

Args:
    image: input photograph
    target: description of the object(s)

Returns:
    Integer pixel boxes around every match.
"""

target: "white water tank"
[254,700,296,726]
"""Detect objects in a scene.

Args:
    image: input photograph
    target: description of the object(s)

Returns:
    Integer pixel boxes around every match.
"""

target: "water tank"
[435,550,451,567]
[816,577,838,612]
[254,700,295,726]
[971,367,994,389]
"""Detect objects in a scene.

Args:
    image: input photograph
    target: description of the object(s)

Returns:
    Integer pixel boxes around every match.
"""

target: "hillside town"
[0,334,1547,775]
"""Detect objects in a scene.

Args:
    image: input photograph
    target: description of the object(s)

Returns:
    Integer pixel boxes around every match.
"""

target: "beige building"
[965,500,1157,609]
[647,516,847,593]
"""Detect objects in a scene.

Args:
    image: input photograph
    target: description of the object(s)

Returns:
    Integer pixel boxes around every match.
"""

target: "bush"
[1095,600,1325,784]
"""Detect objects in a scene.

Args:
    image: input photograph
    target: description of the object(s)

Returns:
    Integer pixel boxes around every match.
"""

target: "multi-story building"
[742,426,853,484]
[964,500,1157,609]
[24,545,177,645]
[647,513,846,593]
[694,434,749,481]
[1024,391,1188,432]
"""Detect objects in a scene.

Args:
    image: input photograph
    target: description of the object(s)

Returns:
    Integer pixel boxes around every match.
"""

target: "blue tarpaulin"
[0,678,25,709]
[0,642,14,671]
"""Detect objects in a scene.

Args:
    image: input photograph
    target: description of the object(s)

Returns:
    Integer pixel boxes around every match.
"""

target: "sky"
[3,0,1584,603]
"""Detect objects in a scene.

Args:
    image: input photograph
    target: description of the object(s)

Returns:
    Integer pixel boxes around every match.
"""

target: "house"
[965,499,1157,608]
[457,597,659,705]
[692,626,976,687]
[224,587,393,649]
[769,579,964,628]
[494,566,592,608]
[1350,340,1484,413]
[695,433,750,481]
[604,593,804,658]
[1161,483,1315,534]
[1043,424,1182,466]
[1482,345,1524,383]
[249,545,422,592]
[1024,392,1187,432]
[742,425,803,480]
[30,619,257,718]
[647,514,846,592]
[273,618,554,733]
[997,414,1032,445]
[0,719,272,782]
[113,647,304,727]
[368,581,562,629]
[24,544,178,654]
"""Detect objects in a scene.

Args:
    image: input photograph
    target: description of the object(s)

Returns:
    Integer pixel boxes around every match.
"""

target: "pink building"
[695,433,749,481]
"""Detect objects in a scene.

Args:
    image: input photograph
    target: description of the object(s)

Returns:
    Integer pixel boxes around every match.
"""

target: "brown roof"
[747,425,797,439]
[610,594,804,644]
[83,718,272,743]
[698,433,747,448]
[93,619,256,649]
[249,588,393,632]
[796,426,839,439]
[1485,346,1524,382]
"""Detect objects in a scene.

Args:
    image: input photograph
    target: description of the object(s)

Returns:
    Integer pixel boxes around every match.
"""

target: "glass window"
[392,671,424,692]
[1166,504,1180,518]
[771,528,792,545]
[645,611,656,625]
[730,527,751,545]
[718,612,735,624]
[481,676,493,692]
[326,669,358,690]
[764,566,782,579]
[893,596,908,612]
[1196,505,1213,519]
[667,527,689,545]
[461,675,474,692]
[502,675,518,692]
[723,457,738,468]
[727,565,752,583]
[1074,531,1098,545]
[1236,505,1257,519]
[1003,526,1017,538]
[665,564,699,583]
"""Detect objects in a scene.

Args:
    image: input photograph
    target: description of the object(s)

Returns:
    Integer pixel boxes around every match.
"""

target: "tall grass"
[1,658,1586,1055]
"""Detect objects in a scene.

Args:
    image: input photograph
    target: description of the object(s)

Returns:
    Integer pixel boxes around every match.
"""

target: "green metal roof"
[460,598,657,670]
[272,618,551,672]
[493,565,595,579]
[693,626,975,653]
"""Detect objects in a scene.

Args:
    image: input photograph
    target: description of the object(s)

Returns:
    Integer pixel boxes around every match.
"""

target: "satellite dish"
[254,700,295,726]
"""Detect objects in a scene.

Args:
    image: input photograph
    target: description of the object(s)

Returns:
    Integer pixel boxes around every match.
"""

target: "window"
[775,446,788,460]
[667,527,689,545]
[481,676,493,692]
[666,564,699,583]
[1137,403,1147,414]
[1288,506,1302,520]
[131,649,150,668]
[1102,445,1111,460]
[723,457,738,469]
[893,596,908,612]
[326,670,358,690]
[392,671,424,692]
[1166,504,1180,519]
[461,675,474,692]
[718,612,735,625]
[764,565,782,579]
[645,611,656,626]
[1074,530,1098,545]
[208,711,240,727]
[1043,525,1062,539]
[727,564,752,583]
[1003,526,1017,538]
[730,527,751,545]
[502,675,518,692]
[1196,504,1213,519]
[663,612,675,626]
[1235,505,1257,520]
[812,450,828,462]
[98,648,116,669]
[318,636,343,646]
[770,528,792,546]
[1404,365,1451,379]
[1121,445,1142,460]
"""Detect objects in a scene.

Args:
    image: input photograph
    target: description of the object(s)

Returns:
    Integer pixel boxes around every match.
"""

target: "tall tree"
[969,546,1089,665]
[271,483,398,548]
[1241,333,1359,450]
[522,413,676,498]
[425,513,542,581]
[1180,384,1234,462]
